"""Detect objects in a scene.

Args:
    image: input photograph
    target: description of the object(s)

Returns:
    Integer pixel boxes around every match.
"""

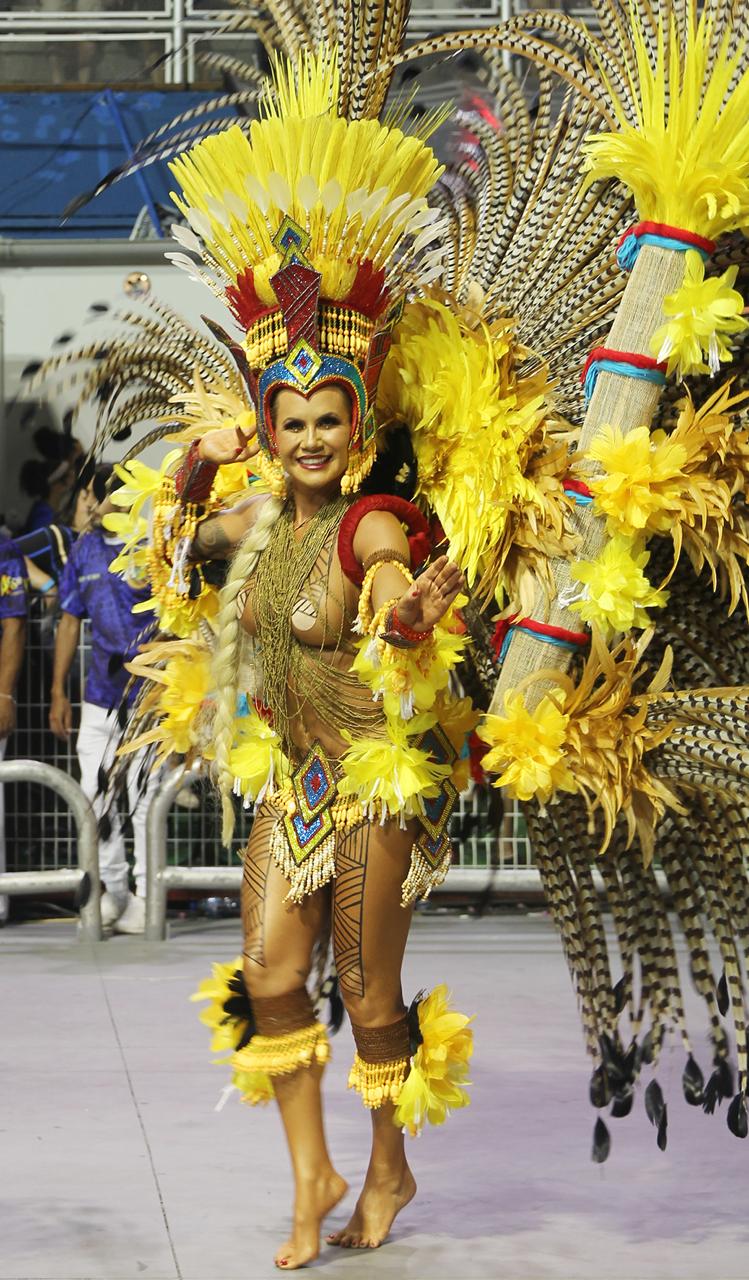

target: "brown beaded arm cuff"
[361,547,411,575]
[174,440,219,504]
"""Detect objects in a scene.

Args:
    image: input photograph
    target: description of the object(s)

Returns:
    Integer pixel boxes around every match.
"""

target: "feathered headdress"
[167,46,449,493]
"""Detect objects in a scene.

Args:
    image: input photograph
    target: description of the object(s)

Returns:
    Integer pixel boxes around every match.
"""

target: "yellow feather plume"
[583,8,749,237]
[393,985,474,1137]
[168,45,446,308]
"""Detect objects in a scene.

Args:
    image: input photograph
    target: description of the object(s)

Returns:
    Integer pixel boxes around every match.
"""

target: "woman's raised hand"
[395,555,465,633]
[197,424,259,465]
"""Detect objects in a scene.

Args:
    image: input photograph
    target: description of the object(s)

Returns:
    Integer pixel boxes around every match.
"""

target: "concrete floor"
[1,910,748,1280]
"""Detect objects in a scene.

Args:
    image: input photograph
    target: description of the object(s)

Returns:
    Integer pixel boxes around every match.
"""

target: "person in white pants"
[0,550,28,924]
[49,471,156,933]
[74,701,159,911]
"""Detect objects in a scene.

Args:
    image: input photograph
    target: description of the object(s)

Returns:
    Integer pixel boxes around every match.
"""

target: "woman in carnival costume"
[153,51,475,1270]
[34,0,749,1267]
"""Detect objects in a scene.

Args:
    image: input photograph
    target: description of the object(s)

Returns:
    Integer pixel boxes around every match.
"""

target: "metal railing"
[0,759,101,938]
[0,1,516,87]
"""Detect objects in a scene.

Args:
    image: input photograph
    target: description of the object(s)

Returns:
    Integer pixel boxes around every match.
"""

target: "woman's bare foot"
[275,1169,348,1270]
[326,1161,416,1249]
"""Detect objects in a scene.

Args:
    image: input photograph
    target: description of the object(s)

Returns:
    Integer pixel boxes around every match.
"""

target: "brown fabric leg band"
[251,987,315,1036]
[348,1015,411,1109]
[350,1015,410,1063]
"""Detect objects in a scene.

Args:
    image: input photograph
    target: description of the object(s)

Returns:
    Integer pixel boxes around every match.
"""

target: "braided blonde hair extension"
[211,495,285,844]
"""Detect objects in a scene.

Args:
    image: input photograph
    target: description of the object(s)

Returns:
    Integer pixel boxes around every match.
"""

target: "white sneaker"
[113,893,146,935]
[100,889,128,928]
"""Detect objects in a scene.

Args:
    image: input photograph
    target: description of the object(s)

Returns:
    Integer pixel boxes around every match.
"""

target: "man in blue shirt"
[50,472,156,933]
[0,549,28,923]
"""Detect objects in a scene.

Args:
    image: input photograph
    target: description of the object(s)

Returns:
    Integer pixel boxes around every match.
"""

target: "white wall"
[0,257,226,528]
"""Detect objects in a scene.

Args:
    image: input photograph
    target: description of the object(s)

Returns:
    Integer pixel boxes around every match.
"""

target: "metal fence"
[4,596,531,891]
[0,1,516,88]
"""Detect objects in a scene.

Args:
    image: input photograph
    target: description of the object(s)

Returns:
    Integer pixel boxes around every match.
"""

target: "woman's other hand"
[395,556,464,633]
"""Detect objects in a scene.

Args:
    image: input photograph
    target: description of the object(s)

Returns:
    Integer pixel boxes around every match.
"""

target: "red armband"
[174,440,219,504]
[338,494,432,587]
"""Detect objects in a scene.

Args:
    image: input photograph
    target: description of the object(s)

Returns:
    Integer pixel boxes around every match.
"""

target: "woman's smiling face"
[272,384,352,495]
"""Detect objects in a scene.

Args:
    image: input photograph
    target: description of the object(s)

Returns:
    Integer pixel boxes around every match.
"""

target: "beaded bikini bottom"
[267,736,459,905]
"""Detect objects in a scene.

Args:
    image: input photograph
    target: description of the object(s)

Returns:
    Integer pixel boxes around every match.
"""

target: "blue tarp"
[0,90,230,237]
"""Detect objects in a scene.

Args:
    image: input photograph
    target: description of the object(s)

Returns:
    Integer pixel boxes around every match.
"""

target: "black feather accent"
[202,559,228,588]
[638,1029,655,1067]
[74,870,92,910]
[62,409,74,434]
[682,1054,705,1106]
[591,1117,610,1163]
[612,977,626,1015]
[98,812,112,843]
[54,332,74,346]
[111,426,133,442]
[107,652,125,676]
[645,1079,665,1128]
[657,1106,668,1152]
[117,701,128,731]
[718,1058,734,1099]
[224,968,256,1050]
[610,1089,634,1119]
[407,991,425,1054]
[703,1070,721,1115]
[589,1065,611,1109]
[320,973,345,1034]
[97,765,109,795]
[727,1093,748,1139]
[189,567,203,599]
[89,302,110,313]
[622,1041,638,1084]
[717,971,730,1017]
[21,361,42,378]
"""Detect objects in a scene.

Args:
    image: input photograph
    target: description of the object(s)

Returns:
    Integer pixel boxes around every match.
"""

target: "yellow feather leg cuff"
[348,1053,410,1109]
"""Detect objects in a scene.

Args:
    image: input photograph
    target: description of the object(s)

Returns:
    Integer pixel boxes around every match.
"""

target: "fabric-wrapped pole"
[489,243,686,714]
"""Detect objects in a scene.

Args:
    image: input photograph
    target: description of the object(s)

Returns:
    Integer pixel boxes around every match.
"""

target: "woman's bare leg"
[327,819,418,1249]
[242,804,347,1269]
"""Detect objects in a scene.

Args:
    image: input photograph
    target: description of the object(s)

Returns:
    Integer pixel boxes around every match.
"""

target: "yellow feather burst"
[377,298,553,587]
[583,7,749,237]
[168,45,446,308]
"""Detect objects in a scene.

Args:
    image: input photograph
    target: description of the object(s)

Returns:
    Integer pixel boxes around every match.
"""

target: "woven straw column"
[488,242,686,714]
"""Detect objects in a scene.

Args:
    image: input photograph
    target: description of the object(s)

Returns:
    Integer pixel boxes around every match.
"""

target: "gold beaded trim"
[244,304,375,368]
[230,1021,330,1080]
[348,1053,410,1109]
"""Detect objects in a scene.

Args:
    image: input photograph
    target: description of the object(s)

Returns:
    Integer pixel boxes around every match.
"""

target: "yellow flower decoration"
[229,710,289,802]
[394,985,474,1136]
[188,957,247,1054]
[651,250,748,378]
[478,691,573,804]
[111,451,183,522]
[569,537,668,640]
[378,299,550,585]
[338,714,452,820]
[585,424,688,537]
[103,512,150,580]
[353,617,468,720]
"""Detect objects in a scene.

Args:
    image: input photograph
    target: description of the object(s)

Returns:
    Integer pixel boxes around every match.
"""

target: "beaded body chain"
[251,497,386,758]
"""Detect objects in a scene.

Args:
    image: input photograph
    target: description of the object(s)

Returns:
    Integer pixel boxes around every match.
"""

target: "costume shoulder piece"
[337,495,432,586]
